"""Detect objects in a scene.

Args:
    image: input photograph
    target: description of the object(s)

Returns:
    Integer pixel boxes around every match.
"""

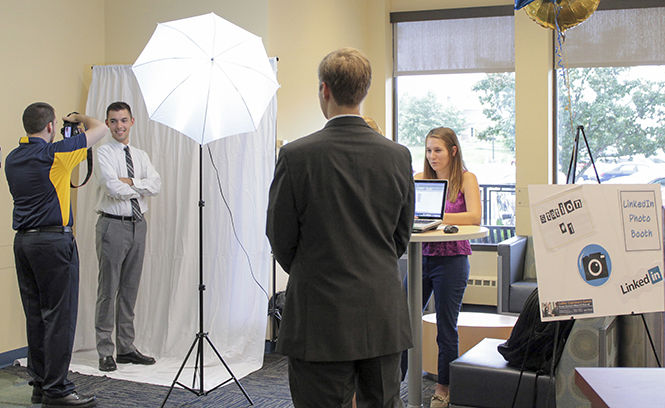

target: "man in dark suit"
[267,48,414,408]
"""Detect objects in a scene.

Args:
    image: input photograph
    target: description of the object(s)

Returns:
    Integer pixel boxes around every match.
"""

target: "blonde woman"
[416,127,481,408]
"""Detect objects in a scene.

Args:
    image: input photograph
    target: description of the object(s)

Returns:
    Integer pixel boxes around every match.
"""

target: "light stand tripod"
[267,138,281,350]
[565,125,600,184]
[267,256,281,350]
[161,145,253,407]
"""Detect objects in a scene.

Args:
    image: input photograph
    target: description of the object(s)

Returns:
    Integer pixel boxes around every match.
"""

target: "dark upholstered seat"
[497,236,538,314]
[449,338,555,408]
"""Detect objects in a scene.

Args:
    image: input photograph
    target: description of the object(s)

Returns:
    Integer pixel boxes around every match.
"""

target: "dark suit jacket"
[266,116,414,362]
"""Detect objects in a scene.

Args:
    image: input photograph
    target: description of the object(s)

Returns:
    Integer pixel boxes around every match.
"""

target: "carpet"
[0,352,437,407]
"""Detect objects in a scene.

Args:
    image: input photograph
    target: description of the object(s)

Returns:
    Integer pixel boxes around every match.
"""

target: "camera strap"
[71,148,93,188]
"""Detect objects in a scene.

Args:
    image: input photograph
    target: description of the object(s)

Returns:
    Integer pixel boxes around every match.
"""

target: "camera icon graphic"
[577,244,612,286]
[582,252,609,281]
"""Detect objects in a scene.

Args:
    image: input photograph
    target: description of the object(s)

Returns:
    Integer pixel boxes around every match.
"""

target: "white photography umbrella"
[132,12,279,145]
[132,13,278,407]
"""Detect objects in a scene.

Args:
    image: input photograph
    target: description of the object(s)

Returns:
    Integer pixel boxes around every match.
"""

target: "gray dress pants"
[95,215,147,358]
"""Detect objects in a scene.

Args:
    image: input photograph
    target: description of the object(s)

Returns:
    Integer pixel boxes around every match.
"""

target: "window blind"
[562,6,665,67]
[394,13,515,75]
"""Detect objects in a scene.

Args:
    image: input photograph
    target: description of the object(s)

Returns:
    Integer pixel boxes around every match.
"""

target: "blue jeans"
[423,255,469,385]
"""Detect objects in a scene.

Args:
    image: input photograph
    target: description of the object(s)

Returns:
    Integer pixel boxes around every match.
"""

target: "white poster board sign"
[529,184,664,322]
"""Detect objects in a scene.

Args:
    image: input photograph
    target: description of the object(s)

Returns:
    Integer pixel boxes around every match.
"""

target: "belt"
[99,212,139,222]
[21,226,72,233]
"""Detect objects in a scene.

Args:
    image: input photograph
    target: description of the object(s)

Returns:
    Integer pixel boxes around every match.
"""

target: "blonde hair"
[362,116,383,135]
[423,127,466,201]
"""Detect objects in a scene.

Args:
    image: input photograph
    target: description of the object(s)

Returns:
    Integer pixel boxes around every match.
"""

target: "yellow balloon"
[524,0,600,31]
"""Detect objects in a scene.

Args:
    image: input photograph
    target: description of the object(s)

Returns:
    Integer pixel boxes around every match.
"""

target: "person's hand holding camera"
[61,112,84,139]
[62,112,87,125]
[61,112,109,148]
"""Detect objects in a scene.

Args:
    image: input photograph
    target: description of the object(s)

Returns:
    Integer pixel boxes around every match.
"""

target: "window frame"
[390,5,516,142]
[552,0,665,184]
[391,6,517,234]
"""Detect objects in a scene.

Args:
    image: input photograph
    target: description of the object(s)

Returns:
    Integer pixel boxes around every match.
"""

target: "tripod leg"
[192,334,203,391]
[160,335,200,408]
[197,333,205,394]
[566,127,581,184]
[640,314,662,367]
[579,126,601,184]
[204,334,254,405]
[271,255,278,343]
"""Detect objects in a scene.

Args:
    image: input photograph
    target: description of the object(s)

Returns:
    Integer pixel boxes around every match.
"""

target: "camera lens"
[588,259,602,276]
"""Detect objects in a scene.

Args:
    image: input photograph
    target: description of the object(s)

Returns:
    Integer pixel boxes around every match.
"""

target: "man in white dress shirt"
[95,101,161,372]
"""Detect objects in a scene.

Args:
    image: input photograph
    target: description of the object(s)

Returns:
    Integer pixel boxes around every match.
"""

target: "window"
[392,7,516,228]
[556,3,665,185]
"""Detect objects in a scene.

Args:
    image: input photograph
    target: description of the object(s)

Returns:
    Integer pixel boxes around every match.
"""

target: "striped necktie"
[124,146,143,221]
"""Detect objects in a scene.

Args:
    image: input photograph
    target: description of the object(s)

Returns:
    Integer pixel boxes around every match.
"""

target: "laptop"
[412,179,448,232]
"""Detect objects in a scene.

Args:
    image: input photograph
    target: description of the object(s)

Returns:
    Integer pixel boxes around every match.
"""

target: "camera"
[60,112,82,139]
[582,252,608,281]
[58,111,94,188]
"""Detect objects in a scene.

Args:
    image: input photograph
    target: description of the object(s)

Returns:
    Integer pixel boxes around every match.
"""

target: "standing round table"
[406,225,488,408]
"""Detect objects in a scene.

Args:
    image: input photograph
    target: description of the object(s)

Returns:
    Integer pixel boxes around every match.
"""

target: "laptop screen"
[414,179,448,219]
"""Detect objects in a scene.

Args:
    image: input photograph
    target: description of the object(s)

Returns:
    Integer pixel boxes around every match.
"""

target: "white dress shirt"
[95,139,161,216]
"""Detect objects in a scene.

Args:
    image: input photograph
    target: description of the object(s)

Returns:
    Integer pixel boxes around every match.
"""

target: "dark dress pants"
[288,352,404,408]
[14,230,78,398]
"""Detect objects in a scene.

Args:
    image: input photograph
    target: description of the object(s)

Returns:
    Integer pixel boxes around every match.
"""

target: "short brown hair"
[22,102,55,134]
[318,48,371,107]
[106,101,133,118]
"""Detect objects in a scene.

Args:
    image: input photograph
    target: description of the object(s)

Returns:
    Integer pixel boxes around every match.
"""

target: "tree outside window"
[396,73,516,226]
[557,66,665,184]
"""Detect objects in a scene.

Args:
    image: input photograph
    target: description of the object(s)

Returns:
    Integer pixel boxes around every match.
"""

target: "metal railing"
[474,183,516,245]
[479,183,515,226]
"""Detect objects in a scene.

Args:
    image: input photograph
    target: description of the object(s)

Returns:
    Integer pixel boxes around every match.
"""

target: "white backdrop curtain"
[71,63,276,387]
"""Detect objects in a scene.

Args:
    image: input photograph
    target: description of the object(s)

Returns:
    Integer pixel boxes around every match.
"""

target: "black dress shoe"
[98,356,117,371]
[116,349,156,365]
[42,392,96,407]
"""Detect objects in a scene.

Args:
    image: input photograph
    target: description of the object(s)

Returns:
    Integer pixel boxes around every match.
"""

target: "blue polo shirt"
[5,134,88,230]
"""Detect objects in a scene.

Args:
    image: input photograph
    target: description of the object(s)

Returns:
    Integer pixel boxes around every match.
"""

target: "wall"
[466,249,500,305]
[267,0,388,143]
[0,0,106,354]
[103,0,268,65]
[514,10,553,236]
[362,0,393,136]
[1,0,554,354]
